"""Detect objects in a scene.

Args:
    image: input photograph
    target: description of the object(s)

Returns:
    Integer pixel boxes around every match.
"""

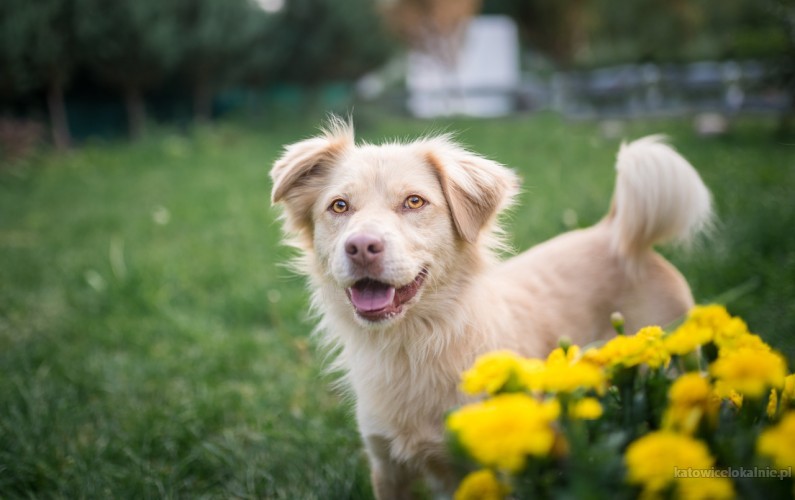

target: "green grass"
[0,112,793,498]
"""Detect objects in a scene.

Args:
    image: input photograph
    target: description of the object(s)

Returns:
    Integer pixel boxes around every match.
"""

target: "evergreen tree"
[0,0,75,149]
[174,0,269,122]
[74,0,183,138]
[272,0,395,84]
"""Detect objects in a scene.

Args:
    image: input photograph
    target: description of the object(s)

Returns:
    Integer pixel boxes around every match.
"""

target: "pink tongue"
[350,283,396,312]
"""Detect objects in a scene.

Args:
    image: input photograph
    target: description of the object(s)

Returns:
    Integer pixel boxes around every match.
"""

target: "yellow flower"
[767,389,779,419]
[757,411,795,470]
[663,373,714,434]
[676,477,735,500]
[454,469,509,500]
[713,380,743,408]
[460,347,607,397]
[675,304,771,356]
[686,304,733,327]
[625,431,716,495]
[460,350,544,396]
[447,393,560,472]
[569,397,603,420]
[686,305,745,345]
[541,346,607,394]
[547,345,580,364]
[719,332,770,354]
[585,326,670,370]
[711,318,753,350]
[669,373,712,406]
[663,323,712,356]
[709,347,787,398]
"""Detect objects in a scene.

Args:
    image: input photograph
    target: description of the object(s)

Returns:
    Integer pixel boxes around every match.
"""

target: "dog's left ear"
[425,139,520,243]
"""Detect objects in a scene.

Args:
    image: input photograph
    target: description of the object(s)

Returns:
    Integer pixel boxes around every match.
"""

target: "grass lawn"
[1,111,793,498]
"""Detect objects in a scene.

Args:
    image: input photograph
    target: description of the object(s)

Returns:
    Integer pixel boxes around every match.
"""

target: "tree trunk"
[46,78,71,151]
[123,84,147,140]
[193,76,213,124]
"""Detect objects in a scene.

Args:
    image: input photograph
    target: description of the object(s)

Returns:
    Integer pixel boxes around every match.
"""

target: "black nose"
[345,233,384,267]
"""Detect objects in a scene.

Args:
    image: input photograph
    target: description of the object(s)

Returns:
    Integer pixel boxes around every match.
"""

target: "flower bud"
[558,336,572,354]
[611,311,625,335]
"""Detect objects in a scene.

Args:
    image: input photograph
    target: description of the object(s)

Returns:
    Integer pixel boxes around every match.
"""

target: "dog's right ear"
[271,119,353,205]
[270,119,353,240]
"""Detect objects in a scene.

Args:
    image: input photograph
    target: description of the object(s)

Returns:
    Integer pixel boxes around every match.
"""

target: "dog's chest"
[348,344,465,460]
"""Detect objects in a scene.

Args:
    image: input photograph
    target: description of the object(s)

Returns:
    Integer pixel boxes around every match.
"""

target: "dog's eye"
[329,199,349,214]
[404,195,426,210]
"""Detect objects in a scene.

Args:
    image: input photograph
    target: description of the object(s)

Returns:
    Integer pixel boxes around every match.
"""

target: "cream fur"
[270,120,712,499]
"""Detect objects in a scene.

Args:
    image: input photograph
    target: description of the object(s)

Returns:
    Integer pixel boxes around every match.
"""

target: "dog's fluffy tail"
[606,135,712,262]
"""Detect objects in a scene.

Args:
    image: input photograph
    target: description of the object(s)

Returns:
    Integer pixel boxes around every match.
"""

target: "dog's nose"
[345,233,384,267]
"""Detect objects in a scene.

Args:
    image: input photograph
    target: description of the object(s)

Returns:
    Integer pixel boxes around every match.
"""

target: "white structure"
[406,15,520,118]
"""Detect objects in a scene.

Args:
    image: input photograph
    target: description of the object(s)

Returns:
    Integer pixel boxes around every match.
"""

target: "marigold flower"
[585,326,670,370]
[686,305,741,339]
[669,373,712,406]
[767,389,779,419]
[453,469,509,500]
[547,345,580,365]
[676,476,735,500]
[460,350,544,396]
[663,373,714,434]
[663,323,712,356]
[569,397,603,420]
[757,411,795,470]
[713,380,744,408]
[625,431,717,496]
[709,347,787,398]
[672,304,774,361]
[541,346,607,394]
[717,331,771,355]
[687,304,733,325]
[447,393,560,472]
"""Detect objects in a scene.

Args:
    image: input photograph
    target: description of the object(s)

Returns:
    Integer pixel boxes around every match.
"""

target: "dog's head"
[271,118,519,327]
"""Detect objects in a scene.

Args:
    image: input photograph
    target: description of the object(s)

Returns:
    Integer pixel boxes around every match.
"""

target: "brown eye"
[330,199,349,214]
[404,195,426,210]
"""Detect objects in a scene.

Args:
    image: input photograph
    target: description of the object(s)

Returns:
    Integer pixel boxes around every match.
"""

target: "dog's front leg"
[364,435,419,500]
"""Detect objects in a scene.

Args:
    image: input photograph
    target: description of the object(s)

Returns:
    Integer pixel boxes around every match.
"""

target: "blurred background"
[1,0,794,498]
[1,0,793,150]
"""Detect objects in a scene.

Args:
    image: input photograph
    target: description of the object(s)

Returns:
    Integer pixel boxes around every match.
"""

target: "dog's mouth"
[345,270,427,322]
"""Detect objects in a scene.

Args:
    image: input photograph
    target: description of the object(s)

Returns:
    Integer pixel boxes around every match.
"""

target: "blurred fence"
[370,57,789,120]
[543,60,789,119]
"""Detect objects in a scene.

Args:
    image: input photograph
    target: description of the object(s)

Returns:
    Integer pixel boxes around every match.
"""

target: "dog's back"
[493,135,713,353]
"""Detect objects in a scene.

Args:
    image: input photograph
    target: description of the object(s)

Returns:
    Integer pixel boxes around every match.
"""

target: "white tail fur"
[608,135,713,260]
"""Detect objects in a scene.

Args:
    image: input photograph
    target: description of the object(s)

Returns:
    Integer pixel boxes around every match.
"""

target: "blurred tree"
[576,0,702,64]
[0,0,75,149]
[231,16,282,90]
[175,0,270,122]
[483,0,790,67]
[268,0,396,85]
[74,0,183,139]
[380,0,482,68]
[483,0,588,66]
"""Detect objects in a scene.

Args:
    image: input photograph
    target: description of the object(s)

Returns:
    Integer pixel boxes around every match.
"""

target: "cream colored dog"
[270,118,712,499]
